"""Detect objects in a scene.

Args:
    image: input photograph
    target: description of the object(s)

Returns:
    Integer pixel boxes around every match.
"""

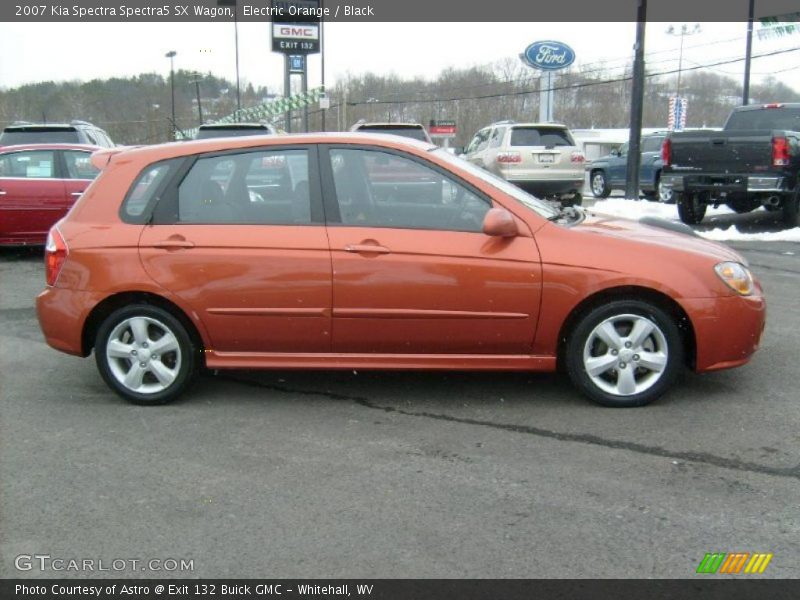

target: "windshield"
[510,127,574,147]
[0,129,78,144]
[432,149,559,219]
[357,126,429,141]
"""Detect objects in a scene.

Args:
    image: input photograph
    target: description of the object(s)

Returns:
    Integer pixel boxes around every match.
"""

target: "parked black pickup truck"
[661,103,800,225]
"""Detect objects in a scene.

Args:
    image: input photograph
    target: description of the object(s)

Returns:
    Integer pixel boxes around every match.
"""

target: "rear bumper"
[661,173,790,195]
[507,178,584,196]
[683,293,766,372]
[36,286,103,356]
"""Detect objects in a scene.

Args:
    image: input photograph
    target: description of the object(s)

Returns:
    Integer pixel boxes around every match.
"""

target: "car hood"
[574,210,745,264]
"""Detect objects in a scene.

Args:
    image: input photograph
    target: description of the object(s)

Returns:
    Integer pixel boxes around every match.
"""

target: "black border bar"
[4,0,800,22]
[2,579,799,600]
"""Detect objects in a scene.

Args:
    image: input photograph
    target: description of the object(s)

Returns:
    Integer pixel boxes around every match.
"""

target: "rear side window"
[122,161,176,219]
[641,136,665,153]
[177,149,311,225]
[510,127,574,147]
[0,150,56,178]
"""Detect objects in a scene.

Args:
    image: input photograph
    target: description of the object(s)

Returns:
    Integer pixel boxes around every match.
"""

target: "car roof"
[0,143,102,153]
[198,123,273,129]
[95,133,437,168]
[507,122,570,128]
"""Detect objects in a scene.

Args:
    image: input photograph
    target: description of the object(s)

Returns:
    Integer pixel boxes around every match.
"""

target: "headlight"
[714,262,754,296]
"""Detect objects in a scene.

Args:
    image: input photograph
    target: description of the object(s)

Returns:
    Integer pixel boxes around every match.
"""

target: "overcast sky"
[1,21,798,96]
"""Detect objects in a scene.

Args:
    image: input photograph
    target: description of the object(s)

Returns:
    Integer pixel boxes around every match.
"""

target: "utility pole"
[321,0,326,131]
[190,74,204,125]
[165,50,177,140]
[625,0,647,200]
[666,23,701,98]
[743,0,755,105]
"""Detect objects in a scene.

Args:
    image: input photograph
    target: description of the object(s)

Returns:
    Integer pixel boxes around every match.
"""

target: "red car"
[0,144,100,246]
[36,134,765,407]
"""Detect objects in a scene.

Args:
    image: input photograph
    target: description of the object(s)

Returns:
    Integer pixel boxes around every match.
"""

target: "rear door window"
[177,149,312,225]
[510,127,574,147]
[0,150,56,178]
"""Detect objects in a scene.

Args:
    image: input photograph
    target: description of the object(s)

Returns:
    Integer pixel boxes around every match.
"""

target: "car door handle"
[344,243,391,254]
[70,191,85,197]
[153,239,195,250]
[0,190,6,195]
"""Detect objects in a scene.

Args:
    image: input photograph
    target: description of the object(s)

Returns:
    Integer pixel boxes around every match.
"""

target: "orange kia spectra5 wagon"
[35,134,766,407]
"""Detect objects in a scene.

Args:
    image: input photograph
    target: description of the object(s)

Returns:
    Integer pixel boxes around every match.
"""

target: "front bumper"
[683,293,766,372]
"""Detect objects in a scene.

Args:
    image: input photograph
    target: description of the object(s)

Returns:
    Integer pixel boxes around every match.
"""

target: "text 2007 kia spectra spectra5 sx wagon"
[36,134,766,407]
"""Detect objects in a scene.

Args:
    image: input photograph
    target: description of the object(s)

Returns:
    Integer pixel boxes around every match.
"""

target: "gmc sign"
[271,22,320,53]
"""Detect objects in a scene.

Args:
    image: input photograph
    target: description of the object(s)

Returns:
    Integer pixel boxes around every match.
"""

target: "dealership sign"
[272,23,319,53]
[522,41,575,71]
[270,0,320,54]
[429,120,457,138]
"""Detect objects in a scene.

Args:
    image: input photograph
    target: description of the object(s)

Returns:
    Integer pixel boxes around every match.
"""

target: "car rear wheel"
[565,300,683,407]
[676,193,707,225]
[656,176,673,203]
[95,304,198,405]
[590,171,611,198]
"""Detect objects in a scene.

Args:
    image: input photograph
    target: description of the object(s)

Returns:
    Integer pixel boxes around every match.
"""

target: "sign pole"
[624,0,647,200]
[284,54,291,133]
[302,60,309,133]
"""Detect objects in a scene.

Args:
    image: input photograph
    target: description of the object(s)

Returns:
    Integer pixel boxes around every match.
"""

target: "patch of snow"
[587,198,734,222]
[696,227,800,243]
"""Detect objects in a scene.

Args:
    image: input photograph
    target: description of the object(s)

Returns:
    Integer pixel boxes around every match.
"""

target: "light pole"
[217,0,241,120]
[190,73,204,125]
[165,50,177,140]
[666,23,701,98]
[743,0,755,105]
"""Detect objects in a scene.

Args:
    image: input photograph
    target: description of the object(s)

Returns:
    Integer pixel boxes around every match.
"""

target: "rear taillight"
[496,151,522,164]
[772,136,789,167]
[570,151,585,163]
[763,103,784,109]
[661,138,672,167]
[45,226,68,287]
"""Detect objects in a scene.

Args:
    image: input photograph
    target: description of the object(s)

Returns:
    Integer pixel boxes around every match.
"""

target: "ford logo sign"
[523,41,575,71]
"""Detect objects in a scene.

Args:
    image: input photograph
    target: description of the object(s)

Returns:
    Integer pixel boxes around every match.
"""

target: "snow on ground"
[697,227,800,243]
[587,198,734,221]
[587,199,800,243]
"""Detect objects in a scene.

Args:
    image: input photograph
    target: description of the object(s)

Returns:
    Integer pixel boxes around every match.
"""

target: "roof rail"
[491,119,516,126]
[70,120,93,126]
[10,120,32,126]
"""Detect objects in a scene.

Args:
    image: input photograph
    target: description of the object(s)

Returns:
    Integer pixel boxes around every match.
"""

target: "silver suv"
[463,121,584,204]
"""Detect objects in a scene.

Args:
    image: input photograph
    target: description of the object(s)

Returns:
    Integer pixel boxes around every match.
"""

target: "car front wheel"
[95,304,198,405]
[565,301,683,407]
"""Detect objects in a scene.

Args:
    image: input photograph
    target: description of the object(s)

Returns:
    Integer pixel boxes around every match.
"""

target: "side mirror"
[482,208,518,238]
[610,149,619,157]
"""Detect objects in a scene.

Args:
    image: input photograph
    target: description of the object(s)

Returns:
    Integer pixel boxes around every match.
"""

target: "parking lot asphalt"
[1,215,799,579]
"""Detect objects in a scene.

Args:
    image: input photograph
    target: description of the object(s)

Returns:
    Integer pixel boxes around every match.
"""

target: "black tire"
[562,192,583,208]
[590,171,611,198]
[781,188,799,227]
[676,193,707,225]
[641,190,658,202]
[95,304,198,405]
[565,300,684,408]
